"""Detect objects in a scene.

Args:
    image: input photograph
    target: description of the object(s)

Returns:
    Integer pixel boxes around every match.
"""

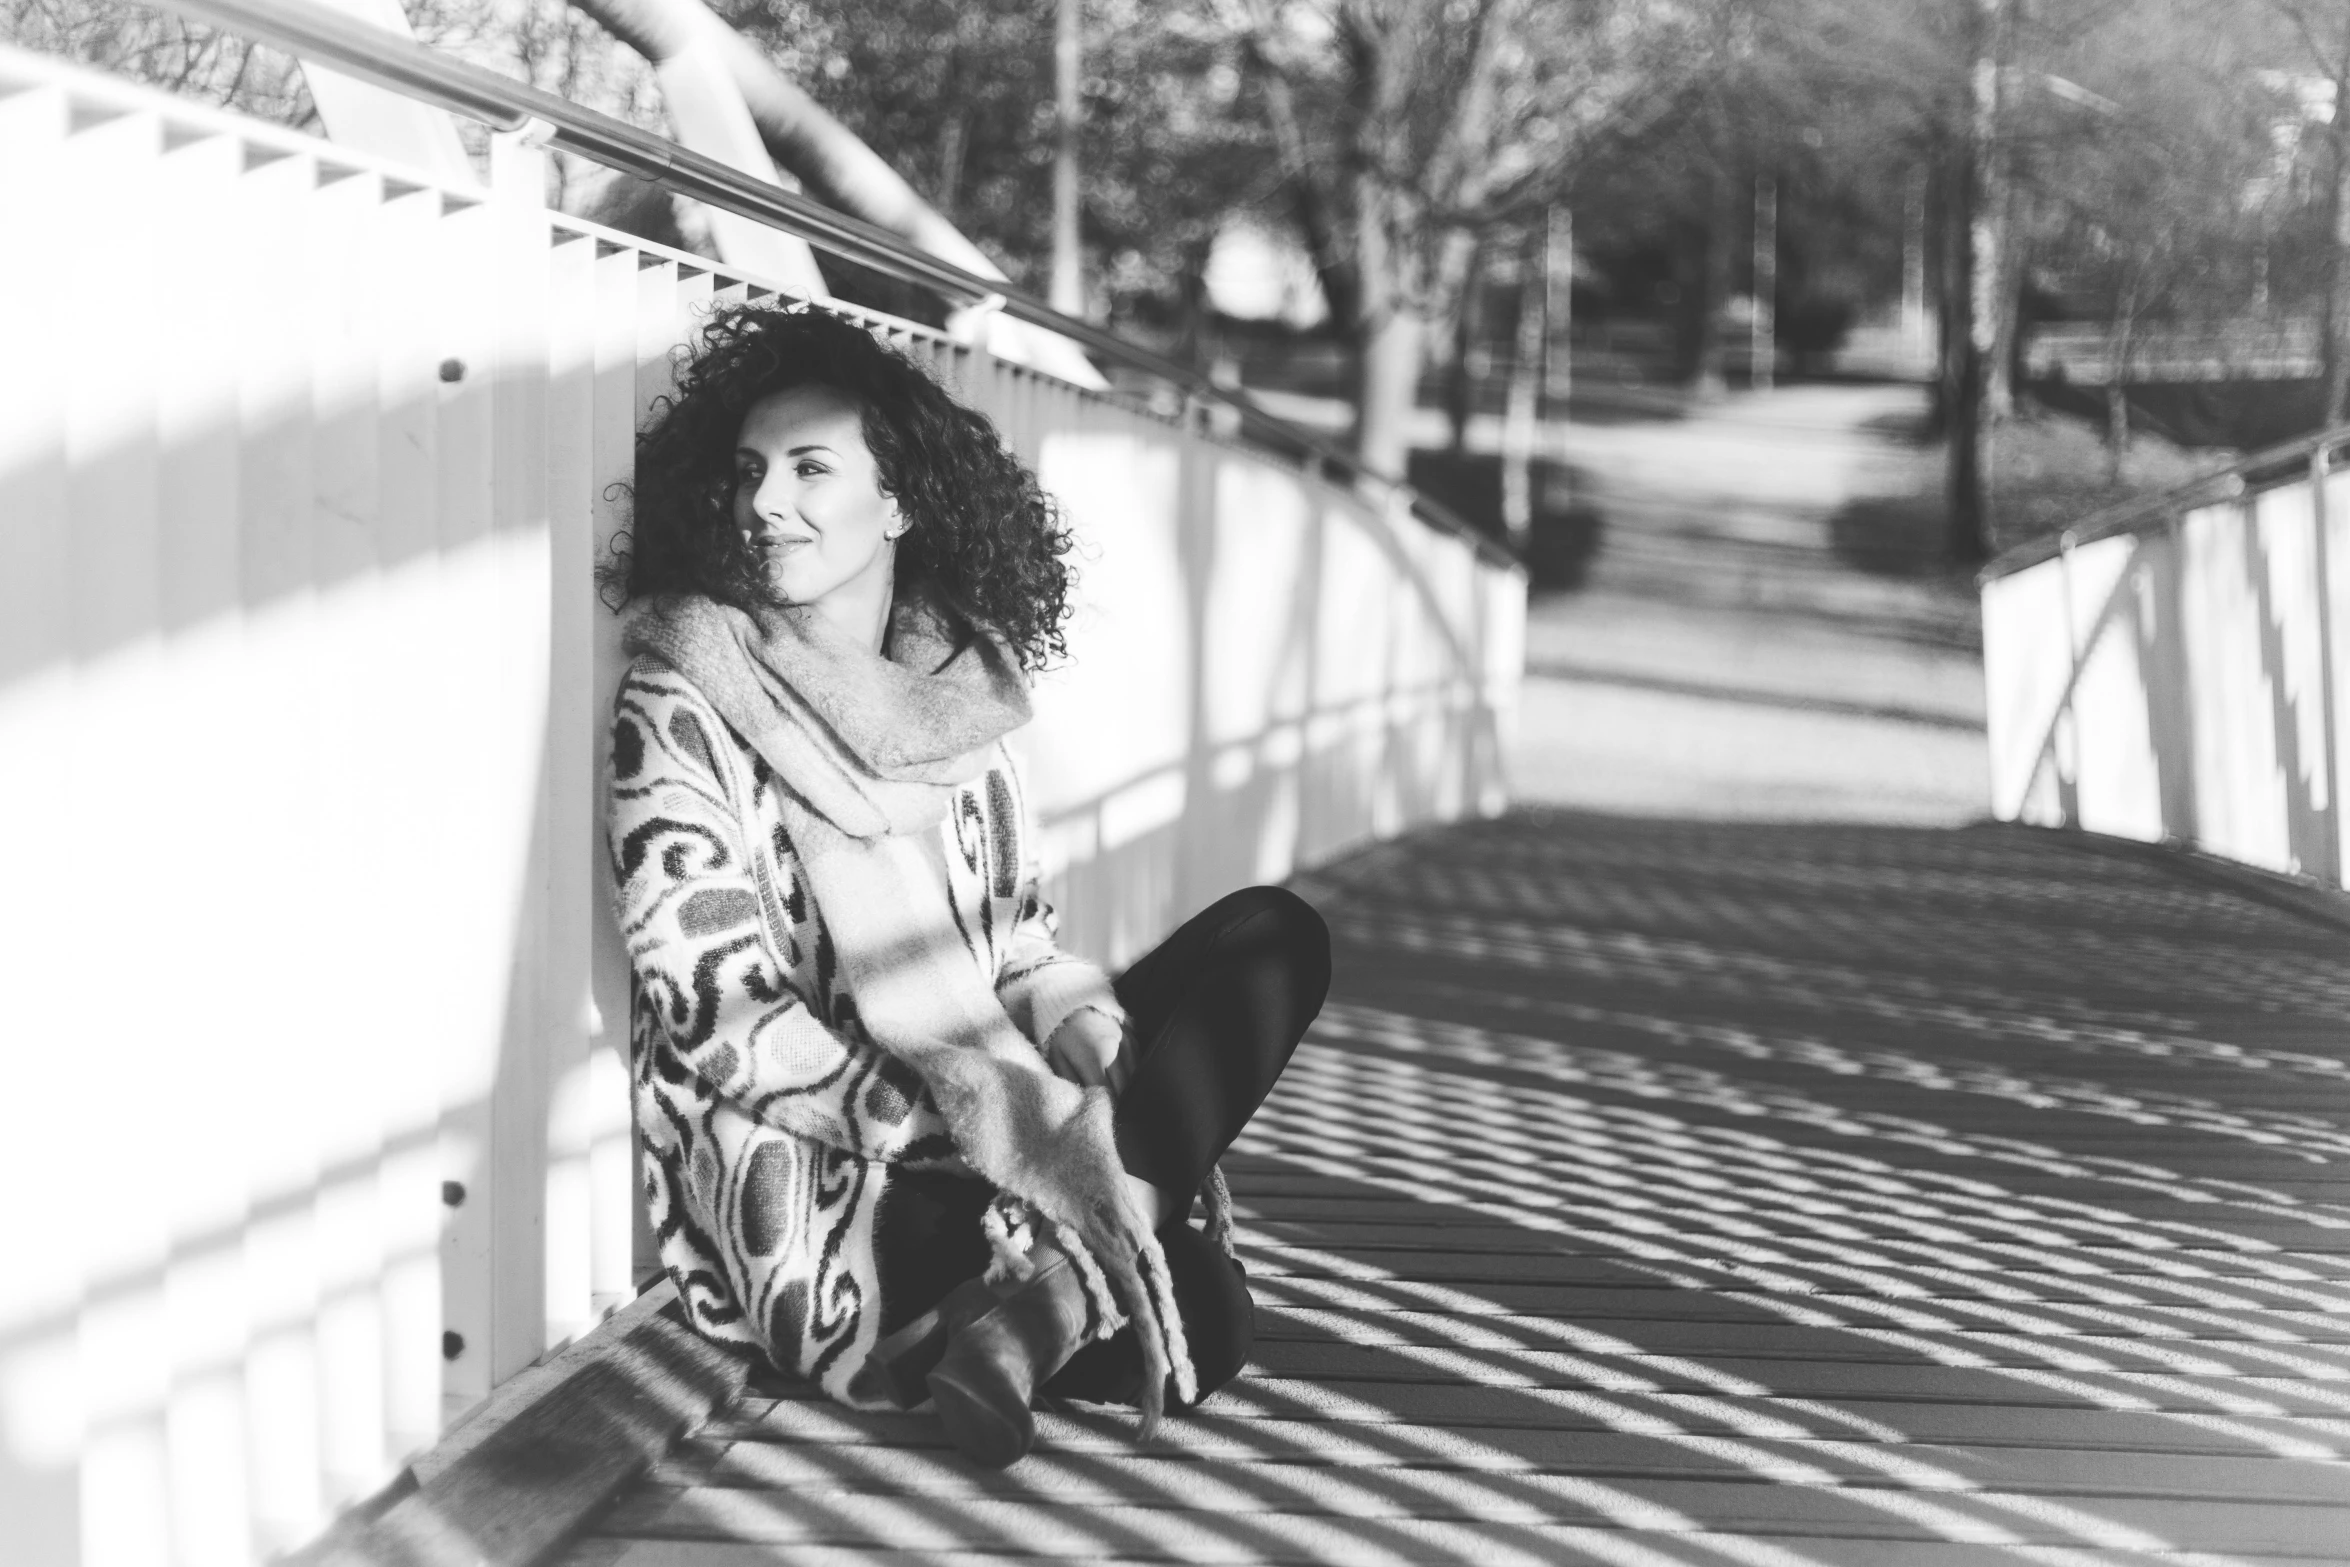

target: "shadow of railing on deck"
[589,814,2350,1564]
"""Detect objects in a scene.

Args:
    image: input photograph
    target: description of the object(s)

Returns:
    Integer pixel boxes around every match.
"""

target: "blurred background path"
[1510,381,1991,824]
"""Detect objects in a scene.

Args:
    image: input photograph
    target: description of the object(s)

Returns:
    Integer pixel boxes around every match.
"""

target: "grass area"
[1828,400,2235,574]
[1988,409,2234,551]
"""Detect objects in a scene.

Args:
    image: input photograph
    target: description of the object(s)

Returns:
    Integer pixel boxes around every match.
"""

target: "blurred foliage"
[714,0,1279,325]
[3,0,320,124]
[1260,0,1733,313]
[12,0,2335,392]
[1560,0,2310,378]
[2030,0,2286,332]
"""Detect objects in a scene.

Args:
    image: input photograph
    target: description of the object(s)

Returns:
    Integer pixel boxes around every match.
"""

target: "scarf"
[625,592,1192,1430]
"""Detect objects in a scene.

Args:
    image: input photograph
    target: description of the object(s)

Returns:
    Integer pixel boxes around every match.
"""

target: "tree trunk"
[1544,206,1573,407]
[1903,168,1928,357]
[1502,229,1546,544]
[1050,0,1083,316]
[1691,154,1735,396]
[1248,43,1359,327]
[1347,59,1421,485]
[1931,145,1962,438]
[1351,177,1422,481]
[1991,195,2025,422]
[2327,57,2350,425]
[1949,0,2012,564]
[935,115,966,220]
[1445,241,1486,455]
[1945,145,1984,558]
[1355,306,1424,482]
[2105,274,2138,487]
[1751,172,1777,391]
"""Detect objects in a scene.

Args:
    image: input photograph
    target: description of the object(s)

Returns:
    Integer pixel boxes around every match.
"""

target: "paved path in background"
[564,814,2350,1566]
[1515,383,1989,824]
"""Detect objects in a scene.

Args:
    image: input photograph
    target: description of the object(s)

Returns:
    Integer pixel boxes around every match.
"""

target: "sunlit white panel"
[1203,459,1313,747]
[1314,502,1396,714]
[2256,485,2331,861]
[2063,536,2163,843]
[1029,430,1190,813]
[2069,586,2164,842]
[1980,559,2072,821]
[418,187,534,1430]
[2326,470,2350,887]
[366,179,457,1473]
[301,159,400,1515]
[2181,503,2293,873]
[1381,504,1445,700]
[541,228,603,1357]
[150,122,261,1567]
[482,136,558,1394]
[60,104,174,1567]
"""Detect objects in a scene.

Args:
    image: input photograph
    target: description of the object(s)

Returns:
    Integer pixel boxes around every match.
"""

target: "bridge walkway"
[559,810,2350,1566]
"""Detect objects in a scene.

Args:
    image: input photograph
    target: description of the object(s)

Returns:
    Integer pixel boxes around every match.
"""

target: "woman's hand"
[1045,1007,1132,1095]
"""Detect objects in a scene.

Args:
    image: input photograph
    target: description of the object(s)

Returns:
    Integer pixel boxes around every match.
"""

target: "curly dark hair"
[603,302,1075,670]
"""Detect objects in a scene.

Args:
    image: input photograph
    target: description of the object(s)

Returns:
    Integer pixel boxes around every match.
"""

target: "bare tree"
[4,0,319,125]
[2267,0,2350,424]
[2034,6,2280,479]
[1245,0,1725,480]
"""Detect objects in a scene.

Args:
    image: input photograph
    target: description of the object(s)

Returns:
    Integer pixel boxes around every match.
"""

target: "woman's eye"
[794,460,827,478]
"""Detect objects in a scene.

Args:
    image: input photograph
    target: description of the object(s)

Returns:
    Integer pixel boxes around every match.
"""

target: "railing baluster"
[425,171,500,1430]
[65,101,178,1567]
[300,156,396,1513]
[586,236,644,1321]
[541,226,602,1356]
[368,171,451,1471]
[0,75,82,1559]
[2310,445,2344,886]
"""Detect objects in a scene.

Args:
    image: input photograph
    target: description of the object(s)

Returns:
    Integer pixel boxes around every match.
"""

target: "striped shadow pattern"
[561,812,2350,1566]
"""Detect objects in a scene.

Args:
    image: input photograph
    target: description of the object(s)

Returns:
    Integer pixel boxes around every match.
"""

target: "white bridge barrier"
[1982,442,2349,885]
[0,47,1522,1567]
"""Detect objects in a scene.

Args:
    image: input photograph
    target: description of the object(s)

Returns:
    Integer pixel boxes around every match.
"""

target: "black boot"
[925,1242,1094,1467]
[870,1274,999,1411]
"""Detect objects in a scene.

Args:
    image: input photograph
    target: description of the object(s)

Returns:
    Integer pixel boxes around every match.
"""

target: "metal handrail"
[1979,421,2350,582]
[138,0,1521,571]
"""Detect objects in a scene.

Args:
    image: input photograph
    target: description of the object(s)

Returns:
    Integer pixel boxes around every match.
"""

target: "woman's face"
[731,384,900,610]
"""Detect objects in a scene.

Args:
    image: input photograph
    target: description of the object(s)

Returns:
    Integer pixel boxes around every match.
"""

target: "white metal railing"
[0,39,1524,1567]
[1980,430,2350,885]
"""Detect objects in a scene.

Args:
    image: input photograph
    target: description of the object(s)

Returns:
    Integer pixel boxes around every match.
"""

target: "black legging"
[875,885,1331,1406]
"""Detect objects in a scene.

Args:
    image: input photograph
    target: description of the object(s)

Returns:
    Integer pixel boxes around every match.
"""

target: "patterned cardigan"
[608,657,1124,1404]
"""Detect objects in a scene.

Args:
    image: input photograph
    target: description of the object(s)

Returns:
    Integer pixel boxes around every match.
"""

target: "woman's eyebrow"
[785,443,836,457]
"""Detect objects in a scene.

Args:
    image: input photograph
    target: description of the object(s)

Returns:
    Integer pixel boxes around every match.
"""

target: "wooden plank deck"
[560,813,2350,1566]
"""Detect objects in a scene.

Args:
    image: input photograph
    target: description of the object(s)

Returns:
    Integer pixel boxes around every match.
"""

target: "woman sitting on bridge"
[602,303,1328,1466]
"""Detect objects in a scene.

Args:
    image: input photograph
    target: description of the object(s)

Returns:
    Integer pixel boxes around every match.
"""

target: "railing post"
[2156,506,2199,848]
[2051,530,2081,825]
[2311,443,2343,885]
